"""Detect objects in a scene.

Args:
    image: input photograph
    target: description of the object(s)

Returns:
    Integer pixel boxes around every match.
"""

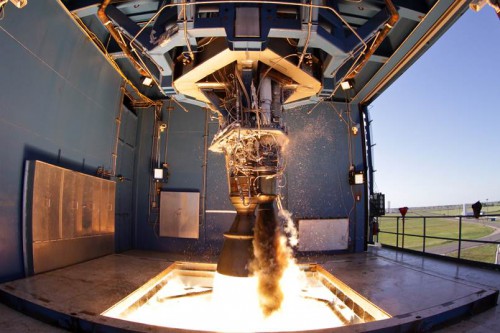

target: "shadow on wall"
[23,145,101,177]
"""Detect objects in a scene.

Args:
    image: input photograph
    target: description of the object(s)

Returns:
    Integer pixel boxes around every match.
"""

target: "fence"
[377,214,500,265]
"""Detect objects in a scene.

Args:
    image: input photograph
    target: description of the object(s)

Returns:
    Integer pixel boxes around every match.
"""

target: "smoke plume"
[250,202,292,316]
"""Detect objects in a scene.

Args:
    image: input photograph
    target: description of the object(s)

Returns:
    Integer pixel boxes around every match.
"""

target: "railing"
[377,214,500,265]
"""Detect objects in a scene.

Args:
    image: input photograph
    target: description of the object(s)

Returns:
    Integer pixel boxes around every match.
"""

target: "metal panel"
[32,162,63,242]
[32,234,115,274]
[160,192,200,239]
[235,7,260,38]
[61,169,82,239]
[24,161,116,275]
[81,176,101,236]
[100,181,116,233]
[124,110,138,147]
[298,218,349,251]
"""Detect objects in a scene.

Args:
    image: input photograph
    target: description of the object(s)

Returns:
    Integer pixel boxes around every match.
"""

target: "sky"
[369,7,500,208]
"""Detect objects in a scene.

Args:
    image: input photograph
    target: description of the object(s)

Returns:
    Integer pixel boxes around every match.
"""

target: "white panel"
[160,192,200,239]
[298,219,349,251]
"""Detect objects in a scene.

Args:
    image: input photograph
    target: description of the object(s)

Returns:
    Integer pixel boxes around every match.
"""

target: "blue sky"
[370,7,500,208]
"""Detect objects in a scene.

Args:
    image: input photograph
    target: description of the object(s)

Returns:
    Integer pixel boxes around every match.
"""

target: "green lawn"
[447,244,499,264]
[378,217,494,250]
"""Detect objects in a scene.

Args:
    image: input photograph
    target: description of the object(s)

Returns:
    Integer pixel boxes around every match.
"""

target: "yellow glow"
[103,260,390,332]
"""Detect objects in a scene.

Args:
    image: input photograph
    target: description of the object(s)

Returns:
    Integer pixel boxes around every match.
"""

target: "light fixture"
[340,79,353,91]
[354,171,364,184]
[141,76,153,87]
[153,168,164,180]
[351,123,360,135]
[154,163,169,182]
[348,165,364,185]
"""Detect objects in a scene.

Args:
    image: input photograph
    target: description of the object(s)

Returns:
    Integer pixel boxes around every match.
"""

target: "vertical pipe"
[112,86,126,177]
[259,76,272,125]
[201,109,209,244]
[396,217,399,248]
[361,106,370,250]
[402,216,405,249]
[148,106,160,220]
[297,0,314,68]
[458,216,462,259]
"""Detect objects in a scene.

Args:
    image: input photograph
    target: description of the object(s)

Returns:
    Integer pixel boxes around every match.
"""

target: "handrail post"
[423,217,426,253]
[402,216,405,248]
[458,216,462,259]
[396,217,399,248]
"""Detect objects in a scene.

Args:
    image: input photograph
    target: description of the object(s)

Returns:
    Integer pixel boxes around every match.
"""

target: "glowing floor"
[102,263,389,332]
[0,248,498,332]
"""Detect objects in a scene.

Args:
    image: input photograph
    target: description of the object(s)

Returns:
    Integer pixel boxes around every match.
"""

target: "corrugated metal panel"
[32,164,63,242]
[23,161,116,275]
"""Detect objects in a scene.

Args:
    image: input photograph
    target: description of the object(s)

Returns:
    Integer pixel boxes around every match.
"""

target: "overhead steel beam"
[64,0,448,106]
[368,54,389,64]
[393,0,430,21]
[66,0,101,12]
[398,7,427,22]
[106,5,153,49]
[345,7,392,50]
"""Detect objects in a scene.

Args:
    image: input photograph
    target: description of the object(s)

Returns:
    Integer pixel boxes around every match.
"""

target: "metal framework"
[63,0,467,108]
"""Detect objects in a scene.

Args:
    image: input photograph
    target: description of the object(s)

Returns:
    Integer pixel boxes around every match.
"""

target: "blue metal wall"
[133,101,367,254]
[0,1,122,282]
[283,103,366,252]
[0,2,368,283]
[116,106,138,252]
[134,104,210,253]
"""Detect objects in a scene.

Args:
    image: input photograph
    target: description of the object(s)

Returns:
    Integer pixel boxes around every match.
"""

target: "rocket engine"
[207,64,288,277]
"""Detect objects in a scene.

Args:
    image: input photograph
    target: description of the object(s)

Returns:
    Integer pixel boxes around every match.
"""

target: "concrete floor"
[370,247,500,332]
[0,246,498,332]
[0,302,67,332]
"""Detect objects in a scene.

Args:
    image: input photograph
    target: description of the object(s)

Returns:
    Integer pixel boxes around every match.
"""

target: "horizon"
[386,199,500,210]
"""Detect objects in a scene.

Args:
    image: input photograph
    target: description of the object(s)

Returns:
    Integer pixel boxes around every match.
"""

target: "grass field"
[448,244,499,264]
[377,204,500,264]
[377,217,494,250]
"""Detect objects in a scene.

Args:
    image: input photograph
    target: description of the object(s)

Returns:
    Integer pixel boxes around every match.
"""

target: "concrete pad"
[0,302,66,332]
[0,250,498,332]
